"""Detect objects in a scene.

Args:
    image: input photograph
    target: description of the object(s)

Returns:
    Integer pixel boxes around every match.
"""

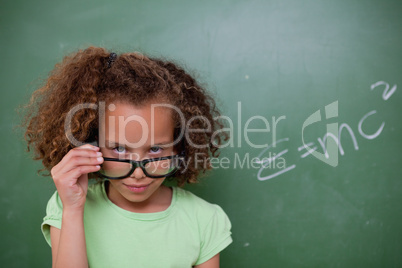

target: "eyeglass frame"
[95,152,185,180]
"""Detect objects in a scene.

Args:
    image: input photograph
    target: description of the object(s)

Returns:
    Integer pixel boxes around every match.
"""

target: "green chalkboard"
[1,0,401,267]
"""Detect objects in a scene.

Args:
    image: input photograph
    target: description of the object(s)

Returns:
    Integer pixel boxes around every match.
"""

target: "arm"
[49,144,103,268]
[50,209,87,268]
[194,254,220,268]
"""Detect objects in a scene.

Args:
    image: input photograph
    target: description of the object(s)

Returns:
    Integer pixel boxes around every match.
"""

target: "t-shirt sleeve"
[41,191,63,247]
[195,204,233,265]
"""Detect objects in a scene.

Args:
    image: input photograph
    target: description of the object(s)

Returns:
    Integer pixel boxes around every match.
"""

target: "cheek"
[152,178,166,187]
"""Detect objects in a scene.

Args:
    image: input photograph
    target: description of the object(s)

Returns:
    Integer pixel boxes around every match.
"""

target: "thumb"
[77,173,89,196]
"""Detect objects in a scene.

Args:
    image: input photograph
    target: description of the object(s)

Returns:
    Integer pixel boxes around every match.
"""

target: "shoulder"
[173,187,232,229]
[173,187,233,265]
[174,187,217,212]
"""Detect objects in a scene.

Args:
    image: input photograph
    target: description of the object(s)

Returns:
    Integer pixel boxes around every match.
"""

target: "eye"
[150,146,163,154]
[113,146,126,154]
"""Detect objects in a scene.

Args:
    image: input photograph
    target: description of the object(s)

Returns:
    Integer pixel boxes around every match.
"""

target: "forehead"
[100,101,175,145]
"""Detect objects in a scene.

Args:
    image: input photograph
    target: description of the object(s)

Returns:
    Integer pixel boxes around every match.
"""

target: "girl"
[23,46,232,268]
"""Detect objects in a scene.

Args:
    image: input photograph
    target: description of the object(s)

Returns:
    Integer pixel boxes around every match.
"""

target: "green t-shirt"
[42,181,232,267]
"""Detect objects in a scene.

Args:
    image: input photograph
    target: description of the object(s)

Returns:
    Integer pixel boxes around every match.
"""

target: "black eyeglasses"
[96,153,185,180]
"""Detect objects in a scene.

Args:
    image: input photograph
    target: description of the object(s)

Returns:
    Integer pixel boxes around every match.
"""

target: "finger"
[60,165,101,186]
[76,144,100,151]
[58,155,103,175]
[54,148,102,175]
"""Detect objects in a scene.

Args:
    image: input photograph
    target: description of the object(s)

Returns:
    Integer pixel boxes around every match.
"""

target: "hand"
[50,144,103,211]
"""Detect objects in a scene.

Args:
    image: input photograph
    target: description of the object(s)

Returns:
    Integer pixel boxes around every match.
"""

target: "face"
[99,100,176,212]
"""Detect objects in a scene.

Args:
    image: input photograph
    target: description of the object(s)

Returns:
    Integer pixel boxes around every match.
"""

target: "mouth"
[123,183,150,193]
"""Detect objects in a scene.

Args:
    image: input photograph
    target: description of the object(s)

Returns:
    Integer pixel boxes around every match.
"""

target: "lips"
[124,184,149,188]
[124,183,150,193]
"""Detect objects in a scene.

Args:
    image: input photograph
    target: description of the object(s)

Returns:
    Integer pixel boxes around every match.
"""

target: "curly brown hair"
[22,46,228,186]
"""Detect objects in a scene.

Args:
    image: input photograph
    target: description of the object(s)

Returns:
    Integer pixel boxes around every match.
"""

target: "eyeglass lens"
[99,157,179,178]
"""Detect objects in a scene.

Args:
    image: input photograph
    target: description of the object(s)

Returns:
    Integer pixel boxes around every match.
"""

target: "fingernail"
[97,157,103,162]
[96,152,102,157]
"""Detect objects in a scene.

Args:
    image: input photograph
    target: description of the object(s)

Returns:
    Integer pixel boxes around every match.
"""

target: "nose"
[130,167,146,179]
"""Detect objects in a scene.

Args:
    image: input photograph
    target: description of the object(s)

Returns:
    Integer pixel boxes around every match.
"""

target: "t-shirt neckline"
[100,180,177,221]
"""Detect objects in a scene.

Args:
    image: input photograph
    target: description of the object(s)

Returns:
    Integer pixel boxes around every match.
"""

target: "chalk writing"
[256,81,396,181]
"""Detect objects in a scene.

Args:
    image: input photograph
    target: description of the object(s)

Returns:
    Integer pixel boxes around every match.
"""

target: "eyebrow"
[104,140,173,147]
